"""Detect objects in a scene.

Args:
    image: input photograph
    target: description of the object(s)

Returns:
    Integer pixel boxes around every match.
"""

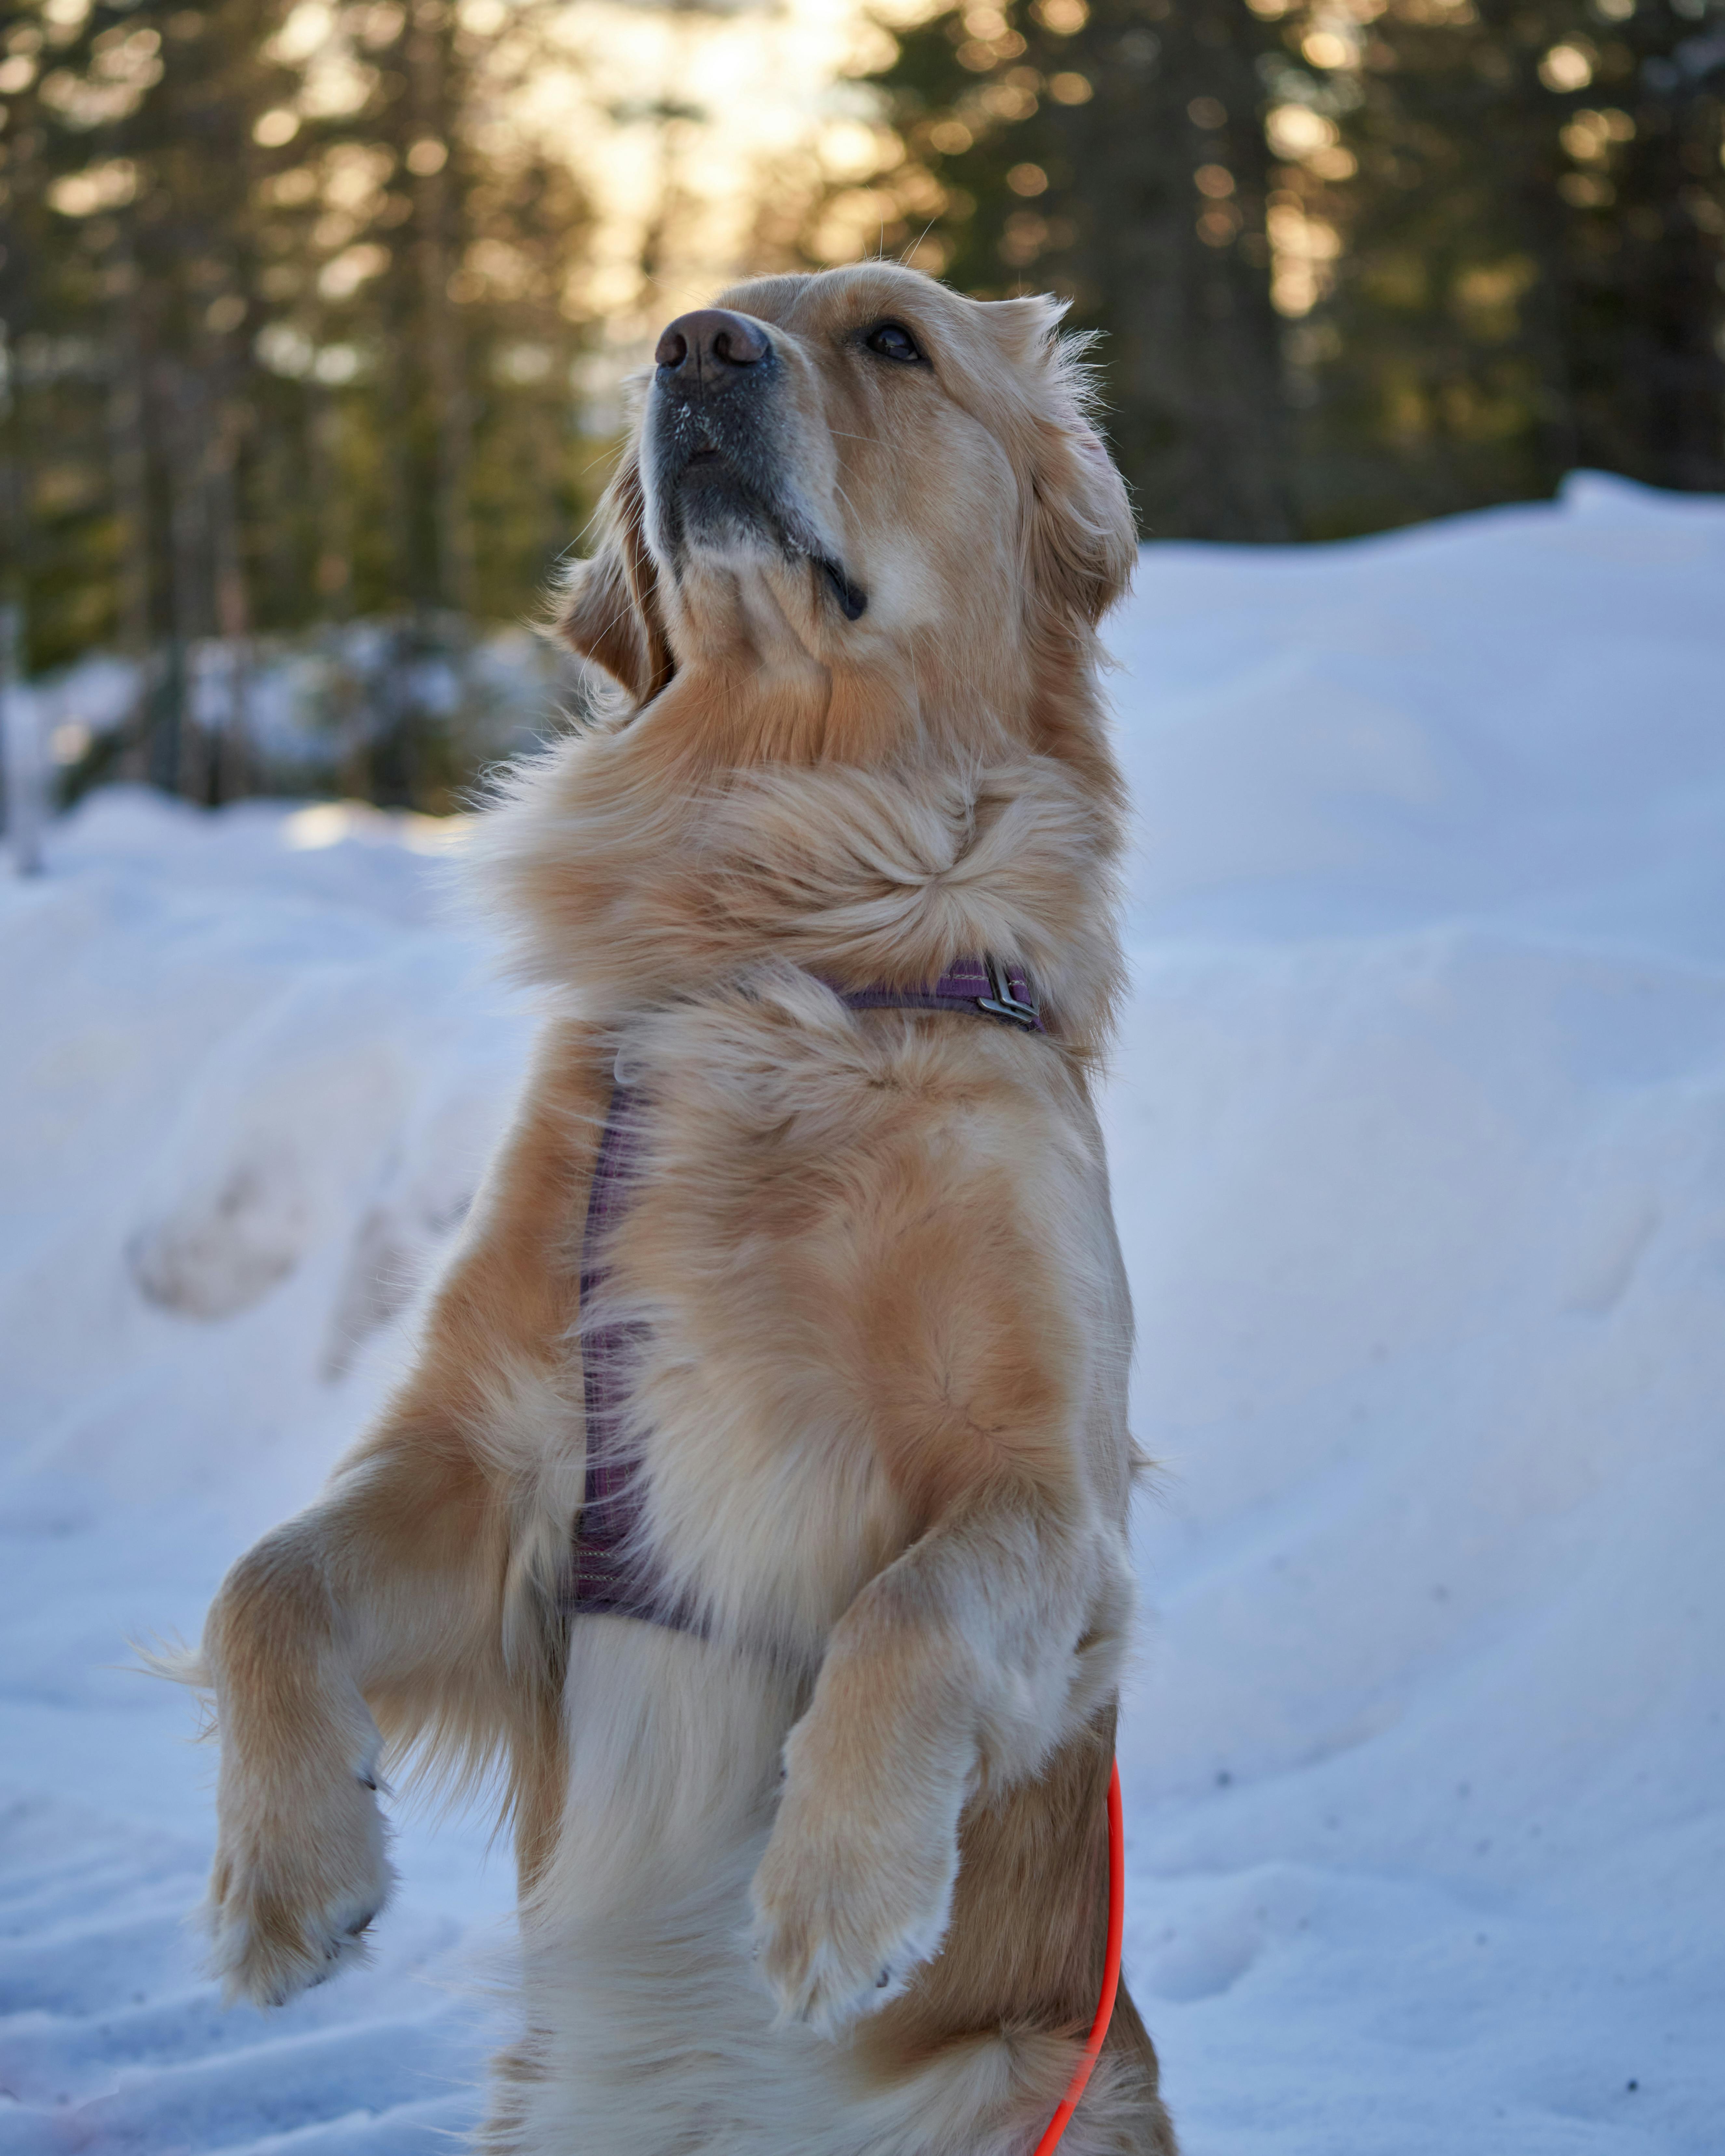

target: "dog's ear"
[990,296,1137,629]
[553,448,674,704]
[1027,412,1137,628]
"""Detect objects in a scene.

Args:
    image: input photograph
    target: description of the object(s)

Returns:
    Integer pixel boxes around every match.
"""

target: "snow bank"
[3,473,1721,2154]
[15,623,576,794]
[1102,474,1725,2151]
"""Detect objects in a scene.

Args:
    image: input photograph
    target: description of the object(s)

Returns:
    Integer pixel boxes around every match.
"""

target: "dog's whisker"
[899,219,939,268]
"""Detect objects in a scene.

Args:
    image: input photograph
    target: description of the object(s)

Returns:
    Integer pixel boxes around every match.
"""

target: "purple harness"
[562,958,1044,1631]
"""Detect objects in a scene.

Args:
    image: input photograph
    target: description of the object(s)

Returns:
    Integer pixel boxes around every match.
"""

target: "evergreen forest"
[2,0,1721,810]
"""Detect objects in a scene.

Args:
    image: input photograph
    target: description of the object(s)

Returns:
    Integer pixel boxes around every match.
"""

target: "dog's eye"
[864,321,925,365]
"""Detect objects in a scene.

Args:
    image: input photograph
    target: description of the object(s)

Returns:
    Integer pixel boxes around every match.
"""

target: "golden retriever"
[176,263,1179,2156]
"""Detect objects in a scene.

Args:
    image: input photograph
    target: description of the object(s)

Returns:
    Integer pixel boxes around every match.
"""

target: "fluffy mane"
[465,740,1126,1062]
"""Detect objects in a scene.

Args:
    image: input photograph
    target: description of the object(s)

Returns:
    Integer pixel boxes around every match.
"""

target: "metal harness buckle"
[975,954,1041,1030]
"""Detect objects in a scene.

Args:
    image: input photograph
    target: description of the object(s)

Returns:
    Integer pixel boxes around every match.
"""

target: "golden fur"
[177,264,1177,2155]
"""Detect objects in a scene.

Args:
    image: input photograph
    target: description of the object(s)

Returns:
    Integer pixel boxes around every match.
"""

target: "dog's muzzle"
[646,309,784,550]
[645,309,866,620]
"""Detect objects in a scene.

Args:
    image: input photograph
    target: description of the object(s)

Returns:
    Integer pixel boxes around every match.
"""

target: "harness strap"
[561,956,1043,1627]
[565,1083,694,1628]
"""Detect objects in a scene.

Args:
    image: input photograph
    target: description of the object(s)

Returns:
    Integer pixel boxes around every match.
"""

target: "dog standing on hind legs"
[175,263,1180,2156]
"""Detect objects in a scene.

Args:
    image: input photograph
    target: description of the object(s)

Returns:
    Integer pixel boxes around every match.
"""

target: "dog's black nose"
[655,308,771,382]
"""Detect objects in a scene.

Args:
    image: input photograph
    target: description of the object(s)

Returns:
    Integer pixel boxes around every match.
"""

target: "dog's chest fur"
[514,981,1141,2156]
[583,976,1079,1665]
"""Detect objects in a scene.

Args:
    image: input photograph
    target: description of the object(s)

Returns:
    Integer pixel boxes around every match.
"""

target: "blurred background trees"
[1,0,602,808]
[846,0,1724,536]
[1286,0,1725,530]
[1,0,1722,816]
[842,0,1299,537]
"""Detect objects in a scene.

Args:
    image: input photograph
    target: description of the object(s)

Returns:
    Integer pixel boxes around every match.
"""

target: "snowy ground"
[3,471,1722,2155]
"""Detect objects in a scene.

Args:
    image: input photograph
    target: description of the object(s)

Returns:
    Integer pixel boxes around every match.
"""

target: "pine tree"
[1280,0,1724,532]
[1561,0,1725,490]
[848,0,1298,539]
[1,0,604,809]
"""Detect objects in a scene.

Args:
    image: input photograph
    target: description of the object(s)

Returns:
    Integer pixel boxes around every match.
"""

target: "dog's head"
[555,265,1135,767]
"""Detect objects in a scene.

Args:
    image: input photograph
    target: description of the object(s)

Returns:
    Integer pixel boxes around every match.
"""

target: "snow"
[13,624,574,792]
[3,470,1722,2154]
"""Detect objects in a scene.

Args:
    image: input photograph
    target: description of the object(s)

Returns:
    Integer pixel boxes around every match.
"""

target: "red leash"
[1032,1761,1125,2154]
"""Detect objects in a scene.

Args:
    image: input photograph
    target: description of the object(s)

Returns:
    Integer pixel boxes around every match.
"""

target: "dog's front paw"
[207,1766,394,2009]
[748,1783,959,2038]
